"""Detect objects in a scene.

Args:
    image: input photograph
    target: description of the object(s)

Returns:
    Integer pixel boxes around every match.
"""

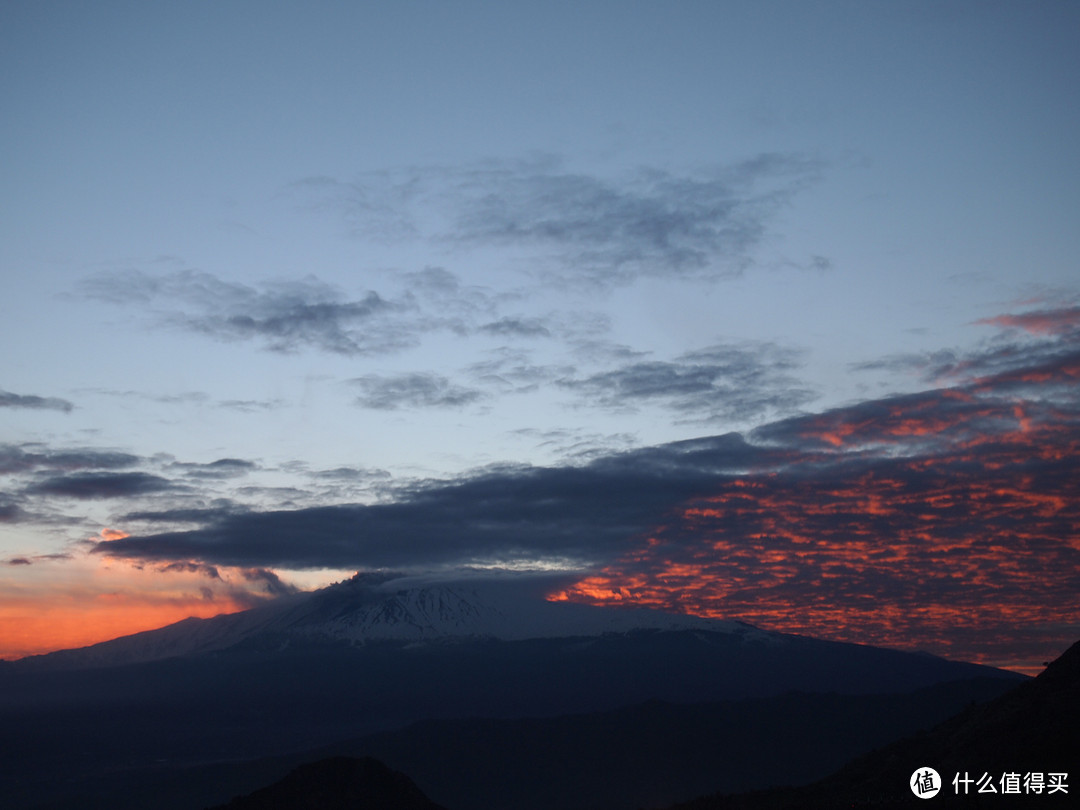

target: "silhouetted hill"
[206,757,447,810]
[670,639,1080,809]
[312,677,1020,810]
[0,676,1019,810]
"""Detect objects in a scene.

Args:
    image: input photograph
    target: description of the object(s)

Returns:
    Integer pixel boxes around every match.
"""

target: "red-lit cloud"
[553,309,1080,675]
[976,305,1080,337]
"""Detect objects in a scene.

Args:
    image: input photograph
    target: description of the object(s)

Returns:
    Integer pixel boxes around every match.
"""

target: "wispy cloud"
[0,389,74,413]
[0,444,140,475]
[349,372,485,410]
[851,303,1080,392]
[559,341,815,423]
[294,153,825,287]
[77,264,568,359]
[478,316,553,339]
[79,269,419,356]
[167,458,258,481]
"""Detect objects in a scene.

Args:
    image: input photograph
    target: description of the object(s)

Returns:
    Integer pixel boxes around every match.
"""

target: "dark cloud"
[3,552,72,565]
[26,472,177,499]
[160,561,222,579]
[79,269,420,356]
[121,504,249,525]
[0,444,140,475]
[242,567,300,598]
[0,389,74,413]
[560,341,815,423]
[349,373,485,410]
[0,500,23,523]
[91,433,764,570]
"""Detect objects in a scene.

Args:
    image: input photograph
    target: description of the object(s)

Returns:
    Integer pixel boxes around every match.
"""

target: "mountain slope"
[207,757,448,810]
[670,638,1079,809]
[0,574,1027,809]
[11,572,752,670]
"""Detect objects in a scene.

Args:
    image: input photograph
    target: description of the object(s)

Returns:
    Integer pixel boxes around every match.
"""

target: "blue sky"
[2,1,1078,668]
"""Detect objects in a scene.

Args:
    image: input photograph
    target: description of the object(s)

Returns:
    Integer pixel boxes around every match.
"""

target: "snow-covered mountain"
[21,572,764,669]
[1,571,1027,810]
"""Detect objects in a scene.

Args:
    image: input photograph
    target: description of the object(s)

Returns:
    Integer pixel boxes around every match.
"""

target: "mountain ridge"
[7,571,763,670]
[0,573,1030,809]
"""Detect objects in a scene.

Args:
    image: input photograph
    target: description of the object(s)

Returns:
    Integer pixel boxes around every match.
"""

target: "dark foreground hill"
[0,676,1019,810]
[670,639,1080,809]
[207,757,447,810]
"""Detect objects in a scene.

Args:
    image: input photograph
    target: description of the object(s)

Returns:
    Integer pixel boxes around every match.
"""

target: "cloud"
[0,444,141,475]
[296,154,825,287]
[0,502,23,524]
[242,567,300,598]
[975,305,1080,337]
[559,341,815,423]
[25,471,177,499]
[77,264,559,359]
[349,373,485,410]
[554,387,1080,668]
[0,389,74,413]
[479,317,552,338]
[465,348,572,396]
[87,307,1080,669]
[79,269,421,356]
[453,156,821,285]
[89,432,770,571]
[168,458,258,480]
[850,305,1080,392]
[120,504,248,525]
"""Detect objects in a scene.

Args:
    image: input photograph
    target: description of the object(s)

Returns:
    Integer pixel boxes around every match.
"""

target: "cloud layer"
[86,305,1080,669]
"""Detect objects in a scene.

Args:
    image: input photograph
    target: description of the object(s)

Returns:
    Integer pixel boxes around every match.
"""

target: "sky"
[1,1,1078,675]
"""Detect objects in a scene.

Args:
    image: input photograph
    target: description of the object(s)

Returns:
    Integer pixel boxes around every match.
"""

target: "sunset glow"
[0,535,294,659]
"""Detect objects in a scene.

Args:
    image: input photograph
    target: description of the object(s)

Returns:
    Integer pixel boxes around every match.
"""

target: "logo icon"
[911,767,942,798]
